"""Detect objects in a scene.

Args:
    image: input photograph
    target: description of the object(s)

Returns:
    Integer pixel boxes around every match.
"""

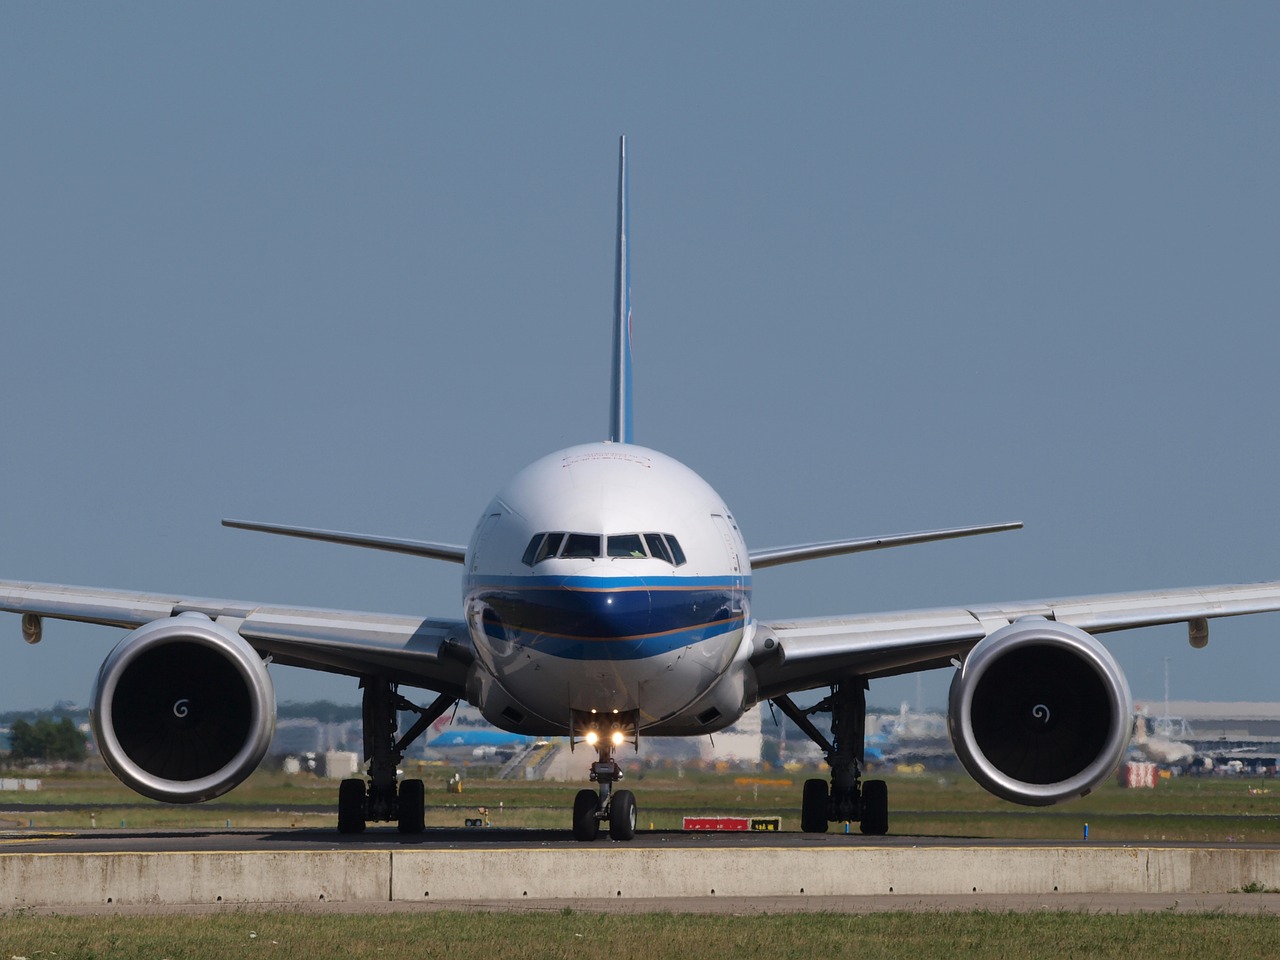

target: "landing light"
[610,730,625,747]
[585,731,599,746]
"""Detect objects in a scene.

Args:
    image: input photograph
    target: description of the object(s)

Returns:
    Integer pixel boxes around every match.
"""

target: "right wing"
[748,521,1022,569]
[752,579,1280,699]
[0,579,474,696]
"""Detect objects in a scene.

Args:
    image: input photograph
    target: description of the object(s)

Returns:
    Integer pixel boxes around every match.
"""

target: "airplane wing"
[221,519,468,563]
[747,521,1022,569]
[752,580,1280,700]
[0,579,474,696]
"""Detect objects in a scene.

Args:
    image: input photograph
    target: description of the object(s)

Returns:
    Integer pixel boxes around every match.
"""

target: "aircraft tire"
[337,778,367,834]
[801,778,829,833]
[573,788,600,841]
[609,789,637,841]
[860,779,888,836]
[398,778,425,834]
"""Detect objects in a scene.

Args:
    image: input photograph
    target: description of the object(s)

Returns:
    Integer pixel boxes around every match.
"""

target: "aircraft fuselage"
[462,441,756,736]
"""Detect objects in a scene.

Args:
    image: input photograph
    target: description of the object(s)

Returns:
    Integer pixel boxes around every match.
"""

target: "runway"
[6,825,1280,854]
[4,828,1280,911]
[0,825,1144,853]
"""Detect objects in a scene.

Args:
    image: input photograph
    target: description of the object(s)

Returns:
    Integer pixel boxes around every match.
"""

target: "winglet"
[609,135,634,444]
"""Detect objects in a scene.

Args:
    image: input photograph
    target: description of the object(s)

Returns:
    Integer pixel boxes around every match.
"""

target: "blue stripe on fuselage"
[466,574,751,662]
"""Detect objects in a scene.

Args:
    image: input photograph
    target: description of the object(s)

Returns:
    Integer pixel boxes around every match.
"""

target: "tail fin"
[609,135,634,444]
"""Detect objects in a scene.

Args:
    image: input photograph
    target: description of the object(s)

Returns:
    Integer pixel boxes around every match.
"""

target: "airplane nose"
[470,577,744,661]
[475,581,653,658]
[538,585,653,647]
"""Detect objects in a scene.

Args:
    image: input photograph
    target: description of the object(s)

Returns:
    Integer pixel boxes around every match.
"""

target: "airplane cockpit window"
[643,533,673,564]
[521,535,544,566]
[522,532,565,566]
[664,534,687,565]
[522,531,686,566]
[535,532,566,563]
[607,534,646,558]
[562,533,602,559]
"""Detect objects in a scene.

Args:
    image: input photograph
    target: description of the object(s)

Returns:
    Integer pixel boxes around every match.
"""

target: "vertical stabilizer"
[609,135,634,444]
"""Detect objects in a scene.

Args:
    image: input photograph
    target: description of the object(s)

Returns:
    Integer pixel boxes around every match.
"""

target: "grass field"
[4,763,1280,842]
[4,765,1280,952]
[3,910,1280,960]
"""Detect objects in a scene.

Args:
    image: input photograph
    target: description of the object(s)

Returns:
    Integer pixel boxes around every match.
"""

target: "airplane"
[6,136,1280,840]
[1130,709,1196,766]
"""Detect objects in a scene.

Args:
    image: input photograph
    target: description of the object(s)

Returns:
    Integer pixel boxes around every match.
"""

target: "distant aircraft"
[6,137,1280,840]
[1131,711,1196,766]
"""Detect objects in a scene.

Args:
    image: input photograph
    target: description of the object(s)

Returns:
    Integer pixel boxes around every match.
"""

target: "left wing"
[221,519,468,564]
[752,579,1280,699]
[0,579,473,695]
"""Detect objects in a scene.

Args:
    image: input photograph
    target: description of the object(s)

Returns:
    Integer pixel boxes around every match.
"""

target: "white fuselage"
[462,441,756,736]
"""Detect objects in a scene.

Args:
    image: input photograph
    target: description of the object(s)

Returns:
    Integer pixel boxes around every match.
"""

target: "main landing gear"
[570,709,640,841]
[773,676,889,836]
[337,677,457,834]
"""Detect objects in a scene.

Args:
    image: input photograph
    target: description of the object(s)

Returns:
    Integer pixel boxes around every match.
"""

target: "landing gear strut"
[337,677,456,834]
[773,676,888,835]
[569,709,639,841]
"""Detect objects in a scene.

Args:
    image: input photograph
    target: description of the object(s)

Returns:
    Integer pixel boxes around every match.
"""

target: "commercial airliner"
[6,137,1280,840]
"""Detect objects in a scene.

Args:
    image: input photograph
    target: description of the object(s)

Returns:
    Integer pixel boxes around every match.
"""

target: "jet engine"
[91,612,276,803]
[948,617,1132,806]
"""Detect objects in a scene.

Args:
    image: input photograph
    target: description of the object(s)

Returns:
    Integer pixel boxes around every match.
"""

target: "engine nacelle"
[91,612,276,804]
[948,617,1132,806]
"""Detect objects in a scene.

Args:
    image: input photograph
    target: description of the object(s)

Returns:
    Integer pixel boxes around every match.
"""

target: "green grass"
[4,764,1280,841]
[2,911,1279,960]
[5,768,1280,952]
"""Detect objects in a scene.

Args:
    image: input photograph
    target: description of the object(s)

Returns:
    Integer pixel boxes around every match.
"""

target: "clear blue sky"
[2,4,1278,713]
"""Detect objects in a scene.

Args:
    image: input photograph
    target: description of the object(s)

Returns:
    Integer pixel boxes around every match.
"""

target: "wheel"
[572,788,600,841]
[801,778,829,833]
[337,778,367,834]
[398,778,425,834]
[609,789,637,841]
[860,779,888,836]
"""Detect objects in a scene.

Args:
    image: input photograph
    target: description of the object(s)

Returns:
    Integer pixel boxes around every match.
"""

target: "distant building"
[700,708,762,763]
[270,718,360,756]
[1141,701,1280,745]
[1136,701,1280,772]
[319,751,360,778]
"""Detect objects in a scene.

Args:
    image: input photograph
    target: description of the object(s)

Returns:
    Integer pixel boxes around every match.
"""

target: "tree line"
[5,716,87,762]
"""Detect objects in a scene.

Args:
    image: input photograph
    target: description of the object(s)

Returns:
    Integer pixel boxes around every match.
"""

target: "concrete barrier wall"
[391,846,1280,901]
[0,851,389,907]
[3,846,1279,907]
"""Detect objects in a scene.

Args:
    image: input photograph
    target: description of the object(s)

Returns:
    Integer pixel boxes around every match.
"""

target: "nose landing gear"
[570,709,639,841]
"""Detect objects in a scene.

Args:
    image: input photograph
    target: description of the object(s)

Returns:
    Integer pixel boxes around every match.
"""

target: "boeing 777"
[5,137,1280,840]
